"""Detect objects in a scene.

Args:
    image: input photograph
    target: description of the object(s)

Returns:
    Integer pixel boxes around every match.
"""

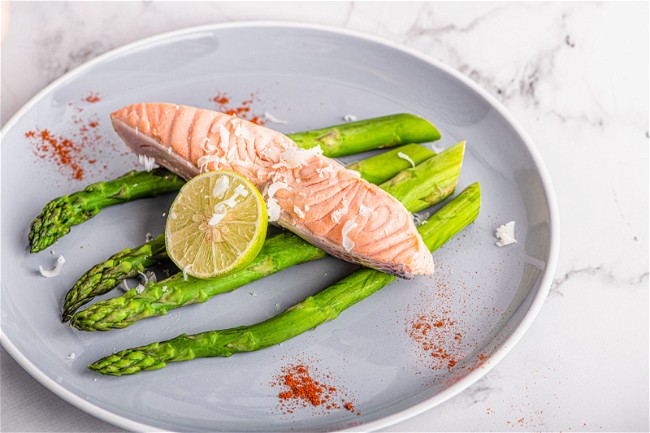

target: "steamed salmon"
[110,103,434,278]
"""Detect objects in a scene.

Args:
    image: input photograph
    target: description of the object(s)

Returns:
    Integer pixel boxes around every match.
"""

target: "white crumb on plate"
[39,255,66,278]
[263,112,289,124]
[343,114,357,122]
[495,221,517,247]
[66,352,76,360]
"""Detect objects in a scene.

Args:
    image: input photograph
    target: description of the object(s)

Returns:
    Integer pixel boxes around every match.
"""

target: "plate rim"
[0,20,560,433]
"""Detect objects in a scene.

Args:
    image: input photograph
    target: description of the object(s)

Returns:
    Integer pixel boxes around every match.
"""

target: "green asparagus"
[380,141,465,212]
[87,182,480,375]
[70,143,466,331]
[61,235,167,322]
[346,143,436,185]
[28,168,184,253]
[29,115,441,253]
[63,143,438,321]
[288,113,441,157]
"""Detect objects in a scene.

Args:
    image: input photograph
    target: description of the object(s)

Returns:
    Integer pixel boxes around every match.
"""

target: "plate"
[1,22,559,432]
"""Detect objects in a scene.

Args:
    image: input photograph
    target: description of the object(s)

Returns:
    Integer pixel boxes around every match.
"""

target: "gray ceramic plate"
[1,22,559,432]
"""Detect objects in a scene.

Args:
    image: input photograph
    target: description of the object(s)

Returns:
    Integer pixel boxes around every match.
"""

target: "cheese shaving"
[219,125,231,148]
[294,205,305,219]
[276,146,323,169]
[201,137,217,153]
[267,198,281,222]
[212,175,230,198]
[495,221,517,247]
[342,220,357,252]
[197,154,223,173]
[138,154,157,171]
[234,123,250,139]
[264,112,289,124]
[209,204,228,226]
[331,203,349,224]
[39,255,66,278]
[268,181,289,199]
[221,184,249,208]
[397,152,416,168]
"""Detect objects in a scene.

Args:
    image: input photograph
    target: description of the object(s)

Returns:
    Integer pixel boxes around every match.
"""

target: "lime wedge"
[165,171,268,279]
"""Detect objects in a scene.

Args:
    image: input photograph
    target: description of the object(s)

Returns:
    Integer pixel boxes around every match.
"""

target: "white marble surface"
[1,1,648,432]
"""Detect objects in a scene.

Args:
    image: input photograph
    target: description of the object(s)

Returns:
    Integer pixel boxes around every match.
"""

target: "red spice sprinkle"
[25,99,121,180]
[210,91,266,125]
[84,92,101,103]
[272,362,360,416]
[25,129,85,180]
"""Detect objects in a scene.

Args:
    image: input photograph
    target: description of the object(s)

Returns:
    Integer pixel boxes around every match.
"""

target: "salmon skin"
[110,103,434,278]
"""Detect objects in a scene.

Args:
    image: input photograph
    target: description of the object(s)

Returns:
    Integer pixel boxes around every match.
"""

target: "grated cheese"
[331,203,349,224]
[397,152,416,168]
[212,175,230,199]
[221,184,249,208]
[495,221,517,247]
[268,181,289,199]
[219,125,231,148]
[138,154,157,171]
[197,154,224,173]
[234,123,251,139]
[276,146,323,169]
[264,112,289,124]
[342,220,357,252]
[208,204,228,226]
[39,255,66,278]
[294,205,305,219]
[267,197,281,222]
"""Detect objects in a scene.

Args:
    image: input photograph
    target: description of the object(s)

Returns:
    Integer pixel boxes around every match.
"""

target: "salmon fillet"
[110,103,434,278]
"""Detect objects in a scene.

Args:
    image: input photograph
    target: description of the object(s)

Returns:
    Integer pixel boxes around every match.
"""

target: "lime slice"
[165,171,268,279]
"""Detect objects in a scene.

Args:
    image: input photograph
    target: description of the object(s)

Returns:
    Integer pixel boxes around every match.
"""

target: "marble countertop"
[1,2,647,432]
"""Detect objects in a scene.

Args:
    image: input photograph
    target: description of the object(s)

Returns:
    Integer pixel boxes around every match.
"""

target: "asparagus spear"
[63,143,438,321]
[380,141,465,212]
[88,182,480,375]
[288,114,441,157]
[28,168,184,253]
[29,115,441,253]
[61,236,167,322]
[346,143,436,185]
[70,143,466,331]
